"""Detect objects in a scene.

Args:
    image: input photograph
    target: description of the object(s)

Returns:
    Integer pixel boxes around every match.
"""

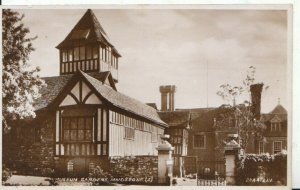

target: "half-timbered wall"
[55,79,108,158]
[60,43,119,82]
[108,110,164,157]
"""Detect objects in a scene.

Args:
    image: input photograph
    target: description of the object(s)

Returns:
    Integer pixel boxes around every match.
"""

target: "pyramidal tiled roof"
[56,9,121,56]
[269,104,287,114]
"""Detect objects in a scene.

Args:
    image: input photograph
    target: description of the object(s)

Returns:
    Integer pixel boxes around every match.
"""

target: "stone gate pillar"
[224,139,241,185]
[156,135,174,185]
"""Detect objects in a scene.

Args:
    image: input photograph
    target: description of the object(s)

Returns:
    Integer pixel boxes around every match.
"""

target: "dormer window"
[70,29,90,40]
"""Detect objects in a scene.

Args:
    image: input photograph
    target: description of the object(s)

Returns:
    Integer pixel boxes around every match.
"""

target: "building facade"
[157,84,288,179]
[259,103,288,155]
[3,9,167,177]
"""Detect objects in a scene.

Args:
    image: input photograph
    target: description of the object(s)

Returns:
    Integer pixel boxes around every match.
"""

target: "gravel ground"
[4,175,50,186]
[173,177,197,186]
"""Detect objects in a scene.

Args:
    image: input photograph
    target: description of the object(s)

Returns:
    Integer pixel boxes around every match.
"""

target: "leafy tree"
[2,9,45,131]
[216,66,268,151]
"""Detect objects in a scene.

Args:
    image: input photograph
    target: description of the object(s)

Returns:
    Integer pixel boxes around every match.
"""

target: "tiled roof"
[34,72,111,111]
[190,107,234,131]
[269,104,287,115]
[146,103,158,110]
[261,114,287,122]
[176,108,215,120]
[56,9,121,56]
[158,108,214,128]
[80,71,167,127]
[260,104,287,122]
[158,110,190,128]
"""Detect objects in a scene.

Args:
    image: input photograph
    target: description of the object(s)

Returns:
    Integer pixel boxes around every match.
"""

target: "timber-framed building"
[3,9,167,177]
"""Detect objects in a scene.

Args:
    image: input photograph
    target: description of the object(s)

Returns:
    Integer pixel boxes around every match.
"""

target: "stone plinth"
[224,139,240,185]
[156,141,174,184]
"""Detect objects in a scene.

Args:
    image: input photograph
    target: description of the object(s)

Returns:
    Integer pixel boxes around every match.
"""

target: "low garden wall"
[108,156,158,184]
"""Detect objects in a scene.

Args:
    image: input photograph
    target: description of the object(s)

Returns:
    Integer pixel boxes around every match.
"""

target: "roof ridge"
[80,71,167,126]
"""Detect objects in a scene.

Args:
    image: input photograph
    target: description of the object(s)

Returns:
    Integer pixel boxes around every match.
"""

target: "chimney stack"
[159,85,176,111]
[250,83,263,120]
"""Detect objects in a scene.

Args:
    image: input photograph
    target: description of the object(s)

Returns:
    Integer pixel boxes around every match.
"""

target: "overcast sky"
[15,8,288,113]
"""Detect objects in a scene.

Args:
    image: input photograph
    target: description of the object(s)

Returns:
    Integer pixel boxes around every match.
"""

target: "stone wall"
[109,156,158,184]
[3,112,56,177]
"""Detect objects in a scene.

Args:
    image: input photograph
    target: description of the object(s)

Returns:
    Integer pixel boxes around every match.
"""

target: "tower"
[56,9,121,83]
[159,85,176,111]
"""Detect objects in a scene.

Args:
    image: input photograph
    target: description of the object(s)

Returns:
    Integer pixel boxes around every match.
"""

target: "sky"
[15,8,289,113]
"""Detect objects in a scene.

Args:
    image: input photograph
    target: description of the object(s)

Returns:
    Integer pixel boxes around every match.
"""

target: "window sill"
[193,147,206,149]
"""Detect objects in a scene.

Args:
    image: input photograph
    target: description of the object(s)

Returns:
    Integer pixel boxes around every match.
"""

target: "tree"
[216,66,268,151]
[2,9,45,131]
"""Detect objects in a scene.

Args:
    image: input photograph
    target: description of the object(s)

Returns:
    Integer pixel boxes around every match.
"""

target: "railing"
[197,178,226,186]
[61,59,99,74]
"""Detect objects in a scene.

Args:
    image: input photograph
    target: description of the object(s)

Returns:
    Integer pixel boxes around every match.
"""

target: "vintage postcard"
[1,4,292,189]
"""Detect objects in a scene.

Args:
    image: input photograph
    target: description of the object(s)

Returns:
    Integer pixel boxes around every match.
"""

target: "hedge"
[236,152,287,185]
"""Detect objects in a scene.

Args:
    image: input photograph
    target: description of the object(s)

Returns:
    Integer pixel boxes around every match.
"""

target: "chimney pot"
[159,85,176,111]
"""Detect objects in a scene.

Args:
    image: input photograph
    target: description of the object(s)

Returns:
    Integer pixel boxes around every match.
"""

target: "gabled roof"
[79,71,167,127]
[269,104,287,115]
[36,71,166,127]
[34,72,115,111]
[260,104,287,122]
[56,9,121,57]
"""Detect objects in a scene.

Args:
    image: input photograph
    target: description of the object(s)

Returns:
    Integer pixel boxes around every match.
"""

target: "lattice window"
[259,141,264,154]
[193,134,206,148]
[125,127,135,140]
[273,141,282,154]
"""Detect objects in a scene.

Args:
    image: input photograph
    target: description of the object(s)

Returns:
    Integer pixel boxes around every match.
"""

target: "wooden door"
[73,157,87,177]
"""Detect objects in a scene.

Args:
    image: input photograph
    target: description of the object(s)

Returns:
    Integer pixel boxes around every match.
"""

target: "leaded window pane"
[85,130,92,140]
[86,46,92,59]
[93,46,98,59]
[78,118,85,129]
[78,130,84,140]
[74,47,79,61]
[70,130,77,141]
[80,46,86,60]
[64,130,70,141]
[70,120,77,129]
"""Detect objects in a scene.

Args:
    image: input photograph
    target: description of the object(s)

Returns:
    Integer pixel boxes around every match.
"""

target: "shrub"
[2,165,12,183]
[236,152,287,185]
[89,165,112,186]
